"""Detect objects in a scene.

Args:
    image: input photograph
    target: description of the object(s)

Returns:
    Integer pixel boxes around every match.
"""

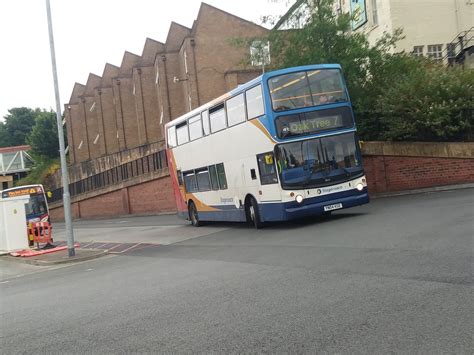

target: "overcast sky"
[0,0,292,121]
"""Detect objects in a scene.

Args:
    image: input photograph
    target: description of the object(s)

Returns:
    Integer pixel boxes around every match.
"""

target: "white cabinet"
[0,195,30,253]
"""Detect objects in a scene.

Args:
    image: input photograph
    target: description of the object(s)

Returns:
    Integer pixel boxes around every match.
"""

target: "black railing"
[442,27,473,66]
[48,150,168,203]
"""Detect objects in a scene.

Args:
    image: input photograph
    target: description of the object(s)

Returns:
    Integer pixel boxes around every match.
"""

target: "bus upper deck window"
[167,126,177,147]
[246,85,264,119]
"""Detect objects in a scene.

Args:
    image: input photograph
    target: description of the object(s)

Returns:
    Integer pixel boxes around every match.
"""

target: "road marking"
[0,281,10,284]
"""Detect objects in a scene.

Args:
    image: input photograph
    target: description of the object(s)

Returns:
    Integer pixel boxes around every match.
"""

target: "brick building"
[65,3,268,165]
[50,3,269,218]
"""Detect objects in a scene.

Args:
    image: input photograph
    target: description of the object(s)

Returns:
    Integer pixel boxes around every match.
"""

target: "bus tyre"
[188,201,202,227]
[248,197,264,229]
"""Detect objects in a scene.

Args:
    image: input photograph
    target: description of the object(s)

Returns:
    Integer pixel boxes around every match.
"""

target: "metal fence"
[48,150,168,203]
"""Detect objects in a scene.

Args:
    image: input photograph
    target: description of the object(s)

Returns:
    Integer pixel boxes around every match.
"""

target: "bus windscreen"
[275,132,364,189]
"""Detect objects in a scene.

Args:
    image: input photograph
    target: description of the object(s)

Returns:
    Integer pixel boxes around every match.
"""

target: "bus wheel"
[188,201,202,227]
[248,197,264,229]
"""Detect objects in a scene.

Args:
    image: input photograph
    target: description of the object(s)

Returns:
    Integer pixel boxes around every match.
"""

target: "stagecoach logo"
[318,185,344,194]
[2,187,40,199]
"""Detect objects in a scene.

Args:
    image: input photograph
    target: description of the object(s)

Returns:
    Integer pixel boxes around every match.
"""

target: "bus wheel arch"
[244,194,263,229]
[188,200,202,227]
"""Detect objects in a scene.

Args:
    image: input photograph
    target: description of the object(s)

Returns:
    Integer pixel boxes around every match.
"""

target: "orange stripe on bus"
[250,119,276,143]
[186,193,220,212]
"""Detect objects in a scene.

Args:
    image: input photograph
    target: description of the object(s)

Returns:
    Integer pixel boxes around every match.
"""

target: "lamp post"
[45,0,75,256]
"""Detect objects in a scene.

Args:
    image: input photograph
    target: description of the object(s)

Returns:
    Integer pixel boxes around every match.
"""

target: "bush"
[374,66,473,141]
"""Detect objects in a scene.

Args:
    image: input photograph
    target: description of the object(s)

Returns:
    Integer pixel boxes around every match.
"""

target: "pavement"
[0,188,471,353]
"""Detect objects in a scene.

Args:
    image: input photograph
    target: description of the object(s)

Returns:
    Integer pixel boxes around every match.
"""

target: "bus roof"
[165,64,343,129]
[1,184,44,193]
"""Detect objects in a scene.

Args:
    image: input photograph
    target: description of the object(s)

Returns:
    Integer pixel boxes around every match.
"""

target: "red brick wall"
[363,155,474,194]
[79,190,128,219]
[49,176,175,222]
[128,177,176,214]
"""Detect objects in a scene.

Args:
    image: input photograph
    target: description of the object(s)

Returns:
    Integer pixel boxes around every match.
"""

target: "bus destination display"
[276,107,353,138]
[2,187,42,199]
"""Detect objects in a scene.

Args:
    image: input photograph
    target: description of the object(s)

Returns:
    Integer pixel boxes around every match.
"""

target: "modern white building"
[342,0,473,61]
[276,0,473,64]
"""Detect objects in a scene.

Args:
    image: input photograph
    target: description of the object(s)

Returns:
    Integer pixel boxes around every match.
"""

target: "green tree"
[0,107,38,147]
[27,110,60,158]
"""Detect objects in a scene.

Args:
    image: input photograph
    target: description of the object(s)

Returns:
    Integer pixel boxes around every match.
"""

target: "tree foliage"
[247,0,473,142]
[0,107,60,157]
[27,111,60,158]
[0,107,37,147]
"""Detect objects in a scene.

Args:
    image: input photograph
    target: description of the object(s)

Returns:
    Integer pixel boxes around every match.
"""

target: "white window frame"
[412,46,424,57]
[427,44,443,61]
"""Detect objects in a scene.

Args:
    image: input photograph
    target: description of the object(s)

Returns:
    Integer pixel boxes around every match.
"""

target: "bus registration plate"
[324,203,342,212]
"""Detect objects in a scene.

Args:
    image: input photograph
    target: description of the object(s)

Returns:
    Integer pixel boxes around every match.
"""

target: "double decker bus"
[165,64,369,228]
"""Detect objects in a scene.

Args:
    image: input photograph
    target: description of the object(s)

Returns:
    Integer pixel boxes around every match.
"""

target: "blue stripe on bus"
[198,209,247,222]
[186,188,369,223]
[259,188,369,222]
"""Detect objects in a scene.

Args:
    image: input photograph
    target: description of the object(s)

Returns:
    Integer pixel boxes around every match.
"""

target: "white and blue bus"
[165,64,369,228]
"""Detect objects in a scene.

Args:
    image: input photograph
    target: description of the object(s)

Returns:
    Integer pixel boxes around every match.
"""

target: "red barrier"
[30,222,53,246]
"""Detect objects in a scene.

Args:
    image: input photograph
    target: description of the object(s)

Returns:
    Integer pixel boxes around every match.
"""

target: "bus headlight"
[356,183,364,191]
[295,194,304,203]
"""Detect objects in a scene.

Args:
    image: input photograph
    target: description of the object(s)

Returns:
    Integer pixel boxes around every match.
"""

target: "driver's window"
[256,152,278,185]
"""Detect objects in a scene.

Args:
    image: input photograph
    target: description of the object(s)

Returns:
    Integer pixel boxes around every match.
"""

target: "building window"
[427,44,443,61]
[412,46,424,57]
[370,0,378,25]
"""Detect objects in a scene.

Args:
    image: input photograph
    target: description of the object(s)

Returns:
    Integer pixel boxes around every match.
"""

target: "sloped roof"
[68,83,86,104]
[165,21,191,51]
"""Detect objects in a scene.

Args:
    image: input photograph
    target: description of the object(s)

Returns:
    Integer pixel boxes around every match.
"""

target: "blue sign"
[350,0,367,30]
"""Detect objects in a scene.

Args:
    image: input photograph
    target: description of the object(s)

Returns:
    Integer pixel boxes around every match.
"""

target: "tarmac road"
[1,189,472,353]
